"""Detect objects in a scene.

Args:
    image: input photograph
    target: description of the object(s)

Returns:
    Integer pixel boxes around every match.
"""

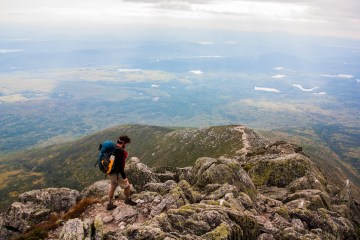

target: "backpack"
[96,140,117,174]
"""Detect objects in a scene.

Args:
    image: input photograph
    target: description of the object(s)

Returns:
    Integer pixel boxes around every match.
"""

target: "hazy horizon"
[0,0,359,167]
[1,0,360,40]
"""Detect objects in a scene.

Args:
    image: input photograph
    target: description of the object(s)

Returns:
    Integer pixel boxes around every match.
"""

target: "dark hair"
[117,135,131,144]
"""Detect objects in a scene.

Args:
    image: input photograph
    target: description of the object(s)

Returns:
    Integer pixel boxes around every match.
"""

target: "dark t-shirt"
[113,147,128,179]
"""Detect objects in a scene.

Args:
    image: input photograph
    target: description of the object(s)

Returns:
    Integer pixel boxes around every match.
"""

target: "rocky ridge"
[0,125,359,240]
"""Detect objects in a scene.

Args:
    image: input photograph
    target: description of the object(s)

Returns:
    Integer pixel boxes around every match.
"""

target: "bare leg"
[124,185,131,199]
[109,184,117,203]
[123,185,137,206]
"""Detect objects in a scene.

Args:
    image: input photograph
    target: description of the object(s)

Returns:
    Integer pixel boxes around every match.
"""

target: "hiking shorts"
[109,174,130,189]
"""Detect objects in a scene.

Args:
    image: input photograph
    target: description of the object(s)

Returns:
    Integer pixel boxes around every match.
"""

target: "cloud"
[255,87,281,92]
[274,67,284,71]
[337,74,354,79]
[0,49,24,53]
[151,84,159,88]
[189,70,203,75]
[118,69,142,72]
[292,84,319,92]
[272,74,286,79]
[143,0,360,21]
[131,0,360,39]
[175,56,222,59]
[197,41,214,45]
[313,92,327,95]
[322,74,354,79]
[1,0,360,39]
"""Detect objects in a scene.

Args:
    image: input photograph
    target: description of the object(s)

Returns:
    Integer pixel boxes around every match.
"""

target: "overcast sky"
[1,0,360,39]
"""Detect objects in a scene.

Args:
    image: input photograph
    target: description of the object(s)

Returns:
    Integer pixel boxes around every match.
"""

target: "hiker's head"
[117,135,131,148]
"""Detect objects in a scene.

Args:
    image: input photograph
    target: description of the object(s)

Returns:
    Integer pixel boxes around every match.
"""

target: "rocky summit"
[0,125,360,240]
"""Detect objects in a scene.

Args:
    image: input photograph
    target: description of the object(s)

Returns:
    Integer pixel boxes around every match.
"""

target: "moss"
[178,205,195,211]
[169,186,188,207]
[178,180,202,203]
[308,196,327,211]
[94,215,102,228]
[240,215,260,239]
[172,206,196,215]
[153,213,173,232]
[245,148,267,158]
[203,223,231,240]
[222,201,233,209]
[243,163,254,172]
[203,200,221,206]
[250,158,308,188]
[275,206,290,219]
[250,163,271,186]
[289,208,313,225]
[227,161,241,171]
[244,187,258,200]
[226,212,259,238]
[166,213,186,231]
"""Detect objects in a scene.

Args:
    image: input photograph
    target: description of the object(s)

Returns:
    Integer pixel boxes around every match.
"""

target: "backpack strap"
[94,143,103,167]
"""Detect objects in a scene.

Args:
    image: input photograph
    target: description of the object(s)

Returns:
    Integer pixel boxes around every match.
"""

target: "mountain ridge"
[1,129,360,239]
[0,124,358,212]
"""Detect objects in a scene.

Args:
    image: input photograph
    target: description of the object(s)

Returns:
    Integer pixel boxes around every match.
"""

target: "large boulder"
[59,218,92,240]
[335,180,360,229]
[175,166,193,183]
[81,180,122,199]
[259,187,289,201]
[112,204,138,223]
[149,180,203,217]
[3,202,51,233]
[191,157,257,198]
[150,184,189,216]
[152,166,177,182]
[126,204,259,240]
[289,208,357,239]
[265,141,303,155]
[125,157,159,191]
[19,187,80,212]
[284,189,332,210]
[247,153,326,189]
[287,174,327,193]
[203,184,243,204]
[144,180,178,195]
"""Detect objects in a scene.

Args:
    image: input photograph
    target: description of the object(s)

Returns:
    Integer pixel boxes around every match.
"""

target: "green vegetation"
[203,223,231,240]
[249,157,307,187]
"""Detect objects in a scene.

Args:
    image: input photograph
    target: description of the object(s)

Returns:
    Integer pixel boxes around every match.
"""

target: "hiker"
[107,135,137,210]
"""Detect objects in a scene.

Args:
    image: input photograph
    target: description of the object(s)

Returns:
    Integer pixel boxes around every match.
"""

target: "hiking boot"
[124,198,137,206]
[106,202,117,210]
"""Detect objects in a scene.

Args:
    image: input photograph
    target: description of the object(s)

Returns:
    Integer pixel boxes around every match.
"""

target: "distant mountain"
[0,124,358,212]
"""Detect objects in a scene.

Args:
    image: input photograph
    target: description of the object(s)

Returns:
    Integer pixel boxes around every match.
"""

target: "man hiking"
[107,135,137,210]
